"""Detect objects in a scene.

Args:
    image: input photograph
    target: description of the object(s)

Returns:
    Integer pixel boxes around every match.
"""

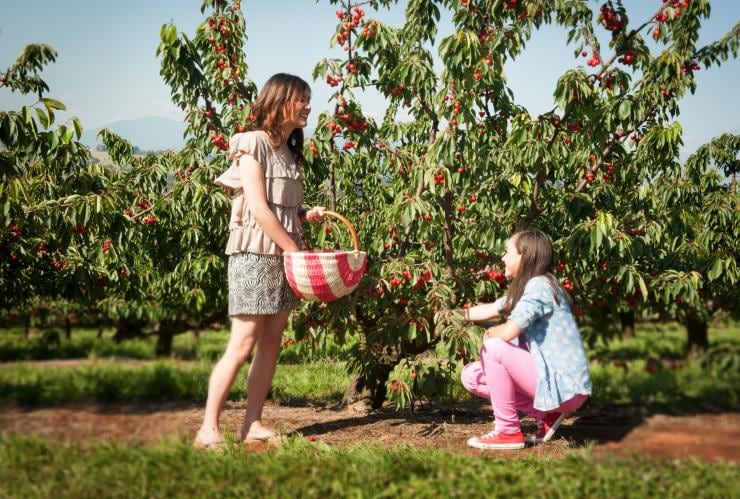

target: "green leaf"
[35,107,49,128]
[72,118,83,139]
[637,275,648,299]
[41,98,66,111]
[618,100,631,121]
[708,258,723,281]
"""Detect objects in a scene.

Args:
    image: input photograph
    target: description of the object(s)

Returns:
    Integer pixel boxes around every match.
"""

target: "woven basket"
[283,211,367,302]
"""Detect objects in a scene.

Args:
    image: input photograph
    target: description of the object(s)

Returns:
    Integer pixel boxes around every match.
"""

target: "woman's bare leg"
[241,309,290,440]
[195,314,265,444]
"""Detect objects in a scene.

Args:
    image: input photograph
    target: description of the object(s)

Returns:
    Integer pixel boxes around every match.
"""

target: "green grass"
[589,359,739,412]
[0,355,735,412]
[0,361,351,405]
[0,435,736,498]
[1,320,738,411]
[0,326,351,363]
[587,319,740,362]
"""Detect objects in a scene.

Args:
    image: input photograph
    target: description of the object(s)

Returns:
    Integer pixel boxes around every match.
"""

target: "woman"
[195,73,324,446]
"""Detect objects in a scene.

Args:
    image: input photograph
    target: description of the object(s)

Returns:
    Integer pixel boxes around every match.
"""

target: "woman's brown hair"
[247,73,310,165]
[499,228,572,318]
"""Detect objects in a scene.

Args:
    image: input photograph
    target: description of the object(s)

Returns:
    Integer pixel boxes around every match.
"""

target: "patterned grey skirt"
[228,252,300,316]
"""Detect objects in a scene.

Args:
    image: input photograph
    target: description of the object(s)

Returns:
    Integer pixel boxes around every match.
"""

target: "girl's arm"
[483,320,522,342]
[463,301,503,323]
[484,277,554,341]
[239,155,301,253]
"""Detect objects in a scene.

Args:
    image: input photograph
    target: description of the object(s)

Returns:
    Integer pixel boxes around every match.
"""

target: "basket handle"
[323,210,361,253]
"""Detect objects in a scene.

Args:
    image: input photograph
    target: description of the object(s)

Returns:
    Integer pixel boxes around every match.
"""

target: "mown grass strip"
[0,436,736,498]
[1,357,736,413]
[0,361,351,405]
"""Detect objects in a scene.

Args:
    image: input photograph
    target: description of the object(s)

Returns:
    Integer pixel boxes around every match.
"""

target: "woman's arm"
[239,155,300,253]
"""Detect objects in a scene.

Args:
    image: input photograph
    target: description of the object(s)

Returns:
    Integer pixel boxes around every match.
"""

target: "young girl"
[194,73,325,447]
[460,228,591,450]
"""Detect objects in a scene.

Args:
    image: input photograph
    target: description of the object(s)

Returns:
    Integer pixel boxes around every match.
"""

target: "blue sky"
[0,0,738,155]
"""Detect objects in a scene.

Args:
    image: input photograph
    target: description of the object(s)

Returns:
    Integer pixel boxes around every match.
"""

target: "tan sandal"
[193,430,225,450]
[242,432,284,445]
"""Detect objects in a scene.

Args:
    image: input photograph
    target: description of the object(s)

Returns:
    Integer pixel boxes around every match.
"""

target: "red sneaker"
[466,428,525,450]
[529,411,568,444]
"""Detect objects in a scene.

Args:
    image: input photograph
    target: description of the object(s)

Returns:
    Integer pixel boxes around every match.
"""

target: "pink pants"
[461,337,587,434]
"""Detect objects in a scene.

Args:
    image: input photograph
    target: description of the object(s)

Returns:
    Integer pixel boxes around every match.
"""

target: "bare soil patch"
[1,401,736,463]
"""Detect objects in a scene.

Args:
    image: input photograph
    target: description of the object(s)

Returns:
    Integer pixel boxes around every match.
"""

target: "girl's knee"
[460,361,482,390]
[480,337,509,360]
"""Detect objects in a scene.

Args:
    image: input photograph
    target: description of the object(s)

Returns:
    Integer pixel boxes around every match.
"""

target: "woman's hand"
[305,206,326,223]
[283,242,301,253]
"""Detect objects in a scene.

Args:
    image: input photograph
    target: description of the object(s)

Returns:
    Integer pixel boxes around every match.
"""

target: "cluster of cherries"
[325,74,343,87]
[335,103,370,133]
[175,166,195,183]
[598,4,625,32]
[6,221,22,239]
[585,51,602,68]
[618,50,636,66]
[335,5,365,46]
[653,0,690,37]
[211,132,228,150]
[486,269,507,286]
[388,379,407,393]
[681,60,701,74]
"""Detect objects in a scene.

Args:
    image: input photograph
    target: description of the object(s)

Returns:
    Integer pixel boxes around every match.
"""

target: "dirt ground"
[1,399,737,463]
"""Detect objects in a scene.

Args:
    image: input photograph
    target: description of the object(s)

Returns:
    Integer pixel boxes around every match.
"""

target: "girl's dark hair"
[499,228,572,318]
[248,73,310,165]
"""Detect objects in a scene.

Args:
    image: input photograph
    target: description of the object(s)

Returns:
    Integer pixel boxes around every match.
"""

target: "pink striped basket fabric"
[283,211,367,302]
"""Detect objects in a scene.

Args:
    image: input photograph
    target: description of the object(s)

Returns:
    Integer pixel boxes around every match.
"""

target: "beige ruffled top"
[214,131,304,256]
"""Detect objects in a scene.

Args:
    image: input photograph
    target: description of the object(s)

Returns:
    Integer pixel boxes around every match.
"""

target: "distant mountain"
[81,116,186,152]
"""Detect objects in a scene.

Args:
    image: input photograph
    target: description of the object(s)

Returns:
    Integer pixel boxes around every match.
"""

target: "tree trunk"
[23,315,30,340]
[686,314,708,357]
[341,363,396,410]
[64,315,72,340]
[619,311,635,339]
[112,318,146,343]
[154,323,176,357]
